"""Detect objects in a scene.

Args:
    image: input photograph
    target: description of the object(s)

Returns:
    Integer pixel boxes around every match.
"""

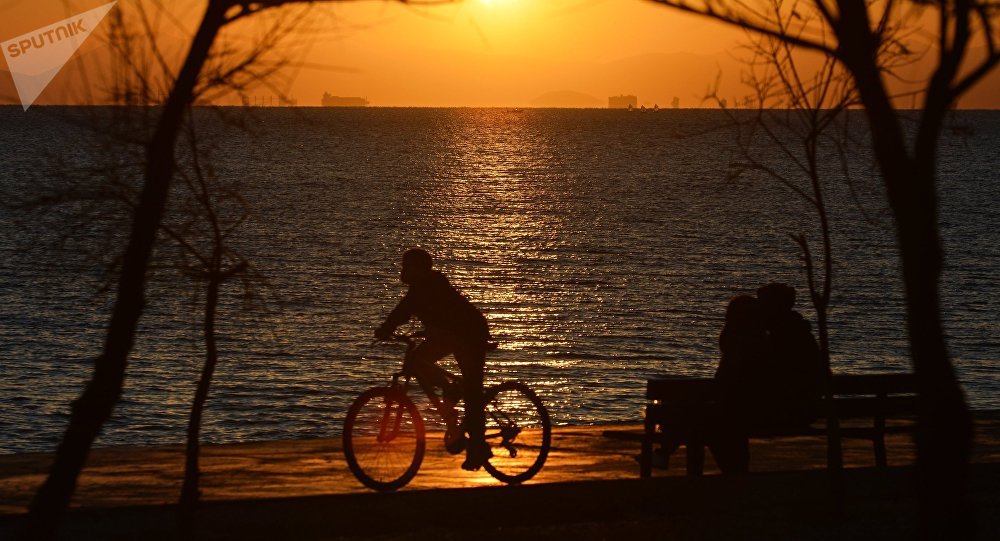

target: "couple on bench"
[657,283,825,474]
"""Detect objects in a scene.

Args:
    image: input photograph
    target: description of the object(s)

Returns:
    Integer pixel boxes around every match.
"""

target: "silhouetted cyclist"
[375,248,494,471]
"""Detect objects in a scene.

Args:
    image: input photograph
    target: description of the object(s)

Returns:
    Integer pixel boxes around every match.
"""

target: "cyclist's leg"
[408,339,453,402]
[455,344,488,468]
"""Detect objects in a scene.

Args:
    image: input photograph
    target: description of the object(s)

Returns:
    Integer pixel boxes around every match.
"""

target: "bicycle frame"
[345,332,550,490]
[382,333,517,449]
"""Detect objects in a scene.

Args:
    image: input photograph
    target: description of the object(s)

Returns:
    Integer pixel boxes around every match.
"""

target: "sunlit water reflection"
[0,108,997,453]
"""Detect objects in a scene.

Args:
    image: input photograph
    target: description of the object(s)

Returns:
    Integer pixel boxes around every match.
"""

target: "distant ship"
[608,94,638,109]
[321,92,369,107]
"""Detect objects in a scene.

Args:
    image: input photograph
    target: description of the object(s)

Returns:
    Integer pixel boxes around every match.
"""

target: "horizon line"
[3,104,999,111]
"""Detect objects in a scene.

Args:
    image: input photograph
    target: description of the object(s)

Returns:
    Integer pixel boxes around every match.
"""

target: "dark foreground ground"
[1,412,998,540]
[1,464,997,540]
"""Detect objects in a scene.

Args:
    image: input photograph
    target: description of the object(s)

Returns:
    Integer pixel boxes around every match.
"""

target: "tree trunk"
[889,165,974,539]
[839,40,974,537]
[179,276,221,534]
[26,4,228,539]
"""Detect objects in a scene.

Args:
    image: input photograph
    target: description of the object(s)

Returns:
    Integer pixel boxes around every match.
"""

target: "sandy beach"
[1,412,998,539]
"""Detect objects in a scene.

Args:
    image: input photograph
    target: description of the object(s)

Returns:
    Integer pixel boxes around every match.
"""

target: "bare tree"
[11,65,267,540]
[720,32,854,371]
[102,6,279,521]
[169,119,264,533]
[652,0,998,536]
[712,16,868,472]
[24,1,447,538]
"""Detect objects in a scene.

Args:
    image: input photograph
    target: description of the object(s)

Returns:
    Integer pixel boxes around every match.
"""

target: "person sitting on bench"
[755,282,824,429]
[710,284,823,473]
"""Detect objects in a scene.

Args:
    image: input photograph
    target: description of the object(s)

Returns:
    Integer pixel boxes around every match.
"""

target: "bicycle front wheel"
[481,381,551,484]
[343,386,425,492]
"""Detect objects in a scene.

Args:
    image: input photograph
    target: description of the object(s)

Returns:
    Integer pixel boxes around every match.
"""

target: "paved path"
[2,413,999,515]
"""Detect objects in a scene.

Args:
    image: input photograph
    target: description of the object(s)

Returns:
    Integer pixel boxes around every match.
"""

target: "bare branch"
[647,0,839,57]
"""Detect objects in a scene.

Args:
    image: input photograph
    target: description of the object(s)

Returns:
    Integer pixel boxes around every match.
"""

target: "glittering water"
[0,107,997,454]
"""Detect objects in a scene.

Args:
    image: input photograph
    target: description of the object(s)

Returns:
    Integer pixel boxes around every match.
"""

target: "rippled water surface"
[1,107,997,453]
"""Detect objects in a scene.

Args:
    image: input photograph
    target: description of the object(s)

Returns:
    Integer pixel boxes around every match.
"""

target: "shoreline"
[3,412,999,516]
[6,105,1000,111]
[5,411,999,458]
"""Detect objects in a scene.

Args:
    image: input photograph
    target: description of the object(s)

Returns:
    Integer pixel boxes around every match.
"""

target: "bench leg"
[823,393,843,470]
[640,436,653,478]
[641,419,654,478]
[686,441,705,476]
[873,437,887,467]
[873,415,888,467]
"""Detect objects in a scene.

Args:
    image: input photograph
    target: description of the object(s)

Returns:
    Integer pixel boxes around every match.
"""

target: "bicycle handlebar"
[392,333,415,345]
[374,331,423,346]
[379,330,498,351]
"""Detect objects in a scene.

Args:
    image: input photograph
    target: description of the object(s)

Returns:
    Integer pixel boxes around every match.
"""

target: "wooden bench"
[630,373,917,477]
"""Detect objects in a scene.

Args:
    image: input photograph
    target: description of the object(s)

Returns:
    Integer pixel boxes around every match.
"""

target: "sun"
[474,0,526,15]
[479,0,516,7]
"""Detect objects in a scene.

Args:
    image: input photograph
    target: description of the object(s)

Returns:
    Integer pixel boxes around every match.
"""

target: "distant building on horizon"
[608,94,637,109]
[322,92,369,107]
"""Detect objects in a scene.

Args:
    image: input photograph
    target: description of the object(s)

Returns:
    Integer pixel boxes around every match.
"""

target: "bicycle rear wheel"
[481,381,551,484]
[343,386,425,492]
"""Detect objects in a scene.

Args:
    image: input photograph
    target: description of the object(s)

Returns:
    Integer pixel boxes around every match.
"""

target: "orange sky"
[1,0,998,108]
[284,0,747,107]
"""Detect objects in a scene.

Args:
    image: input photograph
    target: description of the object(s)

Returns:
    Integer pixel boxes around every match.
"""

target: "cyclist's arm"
[378,290,417,336]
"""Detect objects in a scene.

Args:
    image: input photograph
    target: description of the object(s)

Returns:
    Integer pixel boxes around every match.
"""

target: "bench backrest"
[646,377,716,401]
[828,373,916,418]
[828,373,915,395]
[646,373,917,419]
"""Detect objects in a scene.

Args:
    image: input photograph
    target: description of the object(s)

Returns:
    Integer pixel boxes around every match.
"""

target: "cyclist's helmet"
[402,248,433,270]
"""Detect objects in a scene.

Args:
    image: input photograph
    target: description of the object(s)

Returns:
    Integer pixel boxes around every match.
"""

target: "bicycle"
[342,332,552,491]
